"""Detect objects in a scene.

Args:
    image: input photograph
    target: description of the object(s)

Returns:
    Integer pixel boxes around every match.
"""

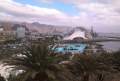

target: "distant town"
[0,21,120,81]
[0,0,120,81]
[0,21,120,55]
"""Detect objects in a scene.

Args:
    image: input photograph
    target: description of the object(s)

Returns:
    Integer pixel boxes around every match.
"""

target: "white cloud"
[39,0,54,3]
[0,0,71,25]
[0,0,66,17]
[37,0,89,4]
[60,0,89,4]
[0,0,120,32]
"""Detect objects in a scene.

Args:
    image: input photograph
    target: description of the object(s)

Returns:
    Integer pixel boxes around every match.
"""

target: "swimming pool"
[54,43,87,54]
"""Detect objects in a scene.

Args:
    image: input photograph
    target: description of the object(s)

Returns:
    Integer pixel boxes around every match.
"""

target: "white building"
[63,27,92,40]
[63,30,87,40]
[30,32,43,40]
[0,28,3,32]
[16,27,26,39]
[0,26,4,32]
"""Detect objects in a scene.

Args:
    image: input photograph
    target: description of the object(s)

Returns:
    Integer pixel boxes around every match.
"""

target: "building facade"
[0,31,15,42]
[16,27,26,39]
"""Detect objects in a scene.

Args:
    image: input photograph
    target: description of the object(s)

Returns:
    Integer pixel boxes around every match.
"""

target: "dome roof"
[63,27,88,40]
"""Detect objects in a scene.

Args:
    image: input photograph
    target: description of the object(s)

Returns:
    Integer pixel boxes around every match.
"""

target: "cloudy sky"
[0,0,120,32]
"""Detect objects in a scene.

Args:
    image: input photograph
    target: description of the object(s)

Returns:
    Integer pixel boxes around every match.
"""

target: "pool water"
[54,43,87,54]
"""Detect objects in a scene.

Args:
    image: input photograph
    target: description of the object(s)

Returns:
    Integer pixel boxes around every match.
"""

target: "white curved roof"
[63,30,87,40]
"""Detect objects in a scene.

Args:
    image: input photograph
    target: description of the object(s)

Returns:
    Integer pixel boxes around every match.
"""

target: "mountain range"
[0,21,72,34]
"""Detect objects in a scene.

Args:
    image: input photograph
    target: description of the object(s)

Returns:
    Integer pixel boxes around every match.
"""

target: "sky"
[0,0,120,32]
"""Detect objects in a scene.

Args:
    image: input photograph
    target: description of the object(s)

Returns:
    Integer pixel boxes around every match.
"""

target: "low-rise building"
[30,32,43,41]
[0,31,16,42]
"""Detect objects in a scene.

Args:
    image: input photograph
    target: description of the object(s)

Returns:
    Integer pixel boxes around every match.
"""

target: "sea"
[98,41,120,52]
[97,33,120,52]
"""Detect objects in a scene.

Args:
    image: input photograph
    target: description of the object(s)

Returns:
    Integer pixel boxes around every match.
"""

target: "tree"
[0,74,5,81]
[3,40,74,81]
[112,50,120,71]
[66,54,113,81]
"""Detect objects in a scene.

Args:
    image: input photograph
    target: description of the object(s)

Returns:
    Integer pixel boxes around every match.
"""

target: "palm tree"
[3,40,60,81]
[95,53,116,81]
[112,50,120,71]
[66,54,113,81]
[0,74,5,81]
